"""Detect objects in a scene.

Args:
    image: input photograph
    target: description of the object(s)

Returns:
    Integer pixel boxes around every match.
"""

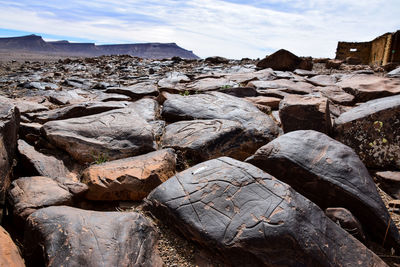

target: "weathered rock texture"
[334,95,400,169]
[8,176,87,220]
[162,119,259,161]
[42,108,156,163]
[325,207,366,242]
[257,49,313,71]
[24,206,163,267]
[0,98,20,221]
[81,149,176,201]
[279,95,332,134]
[145,157,386,266]
[0,226,25,267]
[246,130,400,251]
[162,92,279,152]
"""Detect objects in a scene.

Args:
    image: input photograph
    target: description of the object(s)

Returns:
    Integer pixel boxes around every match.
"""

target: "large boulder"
[24,206,162,267]
[256,49,313,71]
[161,92,279,150]
[162,119,258,161]
[336,74,400,102]
[0,98,20,221]
[8,176,87,221]
[42,108,156,163]
[81,149,176,201]
[246,130,400,251]
[334,95,400,169]
[279,95,332,134]
[145,157,386,266]
[0,226,25,267]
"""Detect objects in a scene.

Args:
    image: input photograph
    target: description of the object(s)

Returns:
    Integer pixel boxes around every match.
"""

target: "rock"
[186,78,238,92]
[245,96,281,110]
[19,122,42,144]
[105,82,159,99]
[204,56,229,64]
[8,176,87,221]
[279,95,332,134]
[0,98,19,221]
[158,72,190,90]
[326,59,343,69]
[162,119,260,162]
[0,226,25,267]
[218,86,257,98]
[17,140,76,180]
[42,108,156,163]
[248,79,314,95]
[145,157,386,266]
[27,101,128,123]
[24,206,162,267]
[334,95,400,169]
[387,67,400,78]
[325,208,366,242]
[257,49,313,71]
[81,149,176,201]
[317,86,355,105]
[162,92,279,147]
[375,171,400,199]
[337,74,400,102]
[246,130,400,251]
[293,69,317,77]
[128,98,160,122]
[12,100,48,114]
[306,74,339,87]
[47,90,86,105]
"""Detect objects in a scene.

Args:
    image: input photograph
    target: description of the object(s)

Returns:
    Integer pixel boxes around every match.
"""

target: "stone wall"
[370,33,391,65]
[335,41,371,64]
[390,30,400,63]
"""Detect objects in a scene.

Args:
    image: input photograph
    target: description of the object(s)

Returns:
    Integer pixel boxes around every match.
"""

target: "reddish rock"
[279,95,331,134]
[245,96,281,110]
[81,149,176,201]
[325,207,366,242]
[0,226,25,267]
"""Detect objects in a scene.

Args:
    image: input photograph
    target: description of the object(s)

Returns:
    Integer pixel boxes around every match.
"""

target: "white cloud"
[0,0,399,59]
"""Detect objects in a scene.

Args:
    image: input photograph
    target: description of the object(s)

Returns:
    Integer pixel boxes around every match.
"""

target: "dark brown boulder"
[325,207,366,243]
[162,119,258,161]
[246,130,400,251]
[8,176,87,221]
[81,149,176,201]
[0,226,25,267]
[42,108,156,163]
[204,56,229,64]
[24,206,162,267]
[161,92,279,149]
[0,98,20,221]
[375,171,400,199]
[279,95,332,134]
[257,49,313,71]
[334,95,400,169]
[145,157,386,266]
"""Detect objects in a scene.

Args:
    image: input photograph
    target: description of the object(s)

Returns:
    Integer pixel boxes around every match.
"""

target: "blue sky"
[0,0,399,59]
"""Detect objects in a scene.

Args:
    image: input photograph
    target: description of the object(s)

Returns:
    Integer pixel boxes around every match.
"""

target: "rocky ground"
[1,50,400,266]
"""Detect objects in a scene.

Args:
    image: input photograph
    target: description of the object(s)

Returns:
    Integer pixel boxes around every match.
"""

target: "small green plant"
[221,84,232,89]
[179,90,190,96]
[92,152,108,164]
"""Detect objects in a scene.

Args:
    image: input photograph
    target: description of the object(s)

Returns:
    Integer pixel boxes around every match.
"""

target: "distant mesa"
[0,34,199,59]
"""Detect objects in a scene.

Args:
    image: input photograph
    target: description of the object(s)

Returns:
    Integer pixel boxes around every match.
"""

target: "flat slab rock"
[105,82,159,99]
[0,226,25,267]
[8,176,87,220]
[42,108,156,163]
[162,92,279,147]
[81,149,176,201]
[24,206,162,267]
[162,119,260,161]
[17,139,76,180]
[335,94,400,169]
[246,130,400,251]
[336,74,400,102]
[145,157,385,266]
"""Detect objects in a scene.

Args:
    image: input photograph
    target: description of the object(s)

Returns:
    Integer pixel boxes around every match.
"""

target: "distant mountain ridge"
[0,34,200,59]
